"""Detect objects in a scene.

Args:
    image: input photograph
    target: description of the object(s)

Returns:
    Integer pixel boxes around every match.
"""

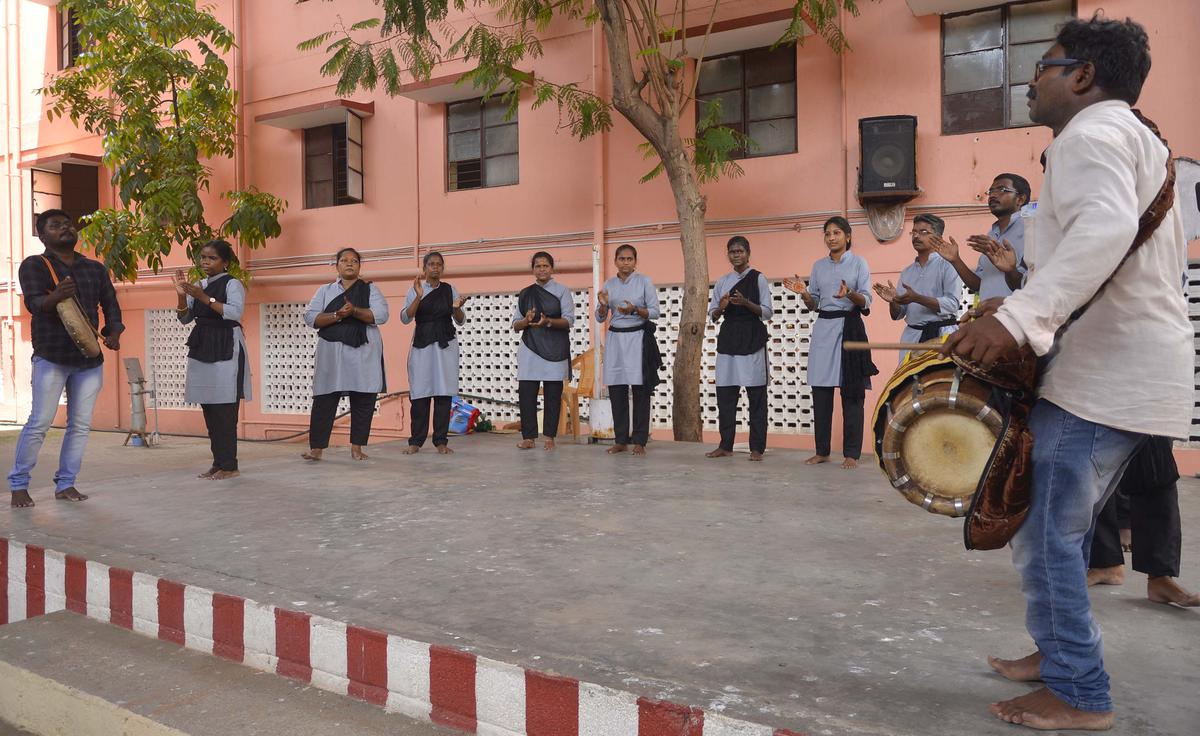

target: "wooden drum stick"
[843,341,940,352]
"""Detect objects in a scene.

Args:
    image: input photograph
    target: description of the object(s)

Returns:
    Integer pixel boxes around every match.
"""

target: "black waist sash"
[916,317,958,343]
[317,280,371,348]
[413,282,456,349]
[518,283,570,363]
[1119,436,1179,496]
[186,275,240,364]
[609,321,663,390]
[839,308,878,400]
[716,269,769,356]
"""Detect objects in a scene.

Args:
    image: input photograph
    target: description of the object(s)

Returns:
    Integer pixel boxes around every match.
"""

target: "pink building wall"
[3,0,1199,467]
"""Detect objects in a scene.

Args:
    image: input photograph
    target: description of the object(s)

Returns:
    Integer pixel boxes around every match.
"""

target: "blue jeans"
[7,356,104,493]
[1011,400,1143,712]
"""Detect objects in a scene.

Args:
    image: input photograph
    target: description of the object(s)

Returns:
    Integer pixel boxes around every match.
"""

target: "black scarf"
[186,274,239,364]
[317,280,372,348]
[716,269,769,356]
[838,308,878,400]
[609,321,663,391]
[413,282,457,349]
[517,283,570,363]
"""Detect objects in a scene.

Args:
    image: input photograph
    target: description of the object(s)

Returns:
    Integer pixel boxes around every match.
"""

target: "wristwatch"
[208,297,217,304]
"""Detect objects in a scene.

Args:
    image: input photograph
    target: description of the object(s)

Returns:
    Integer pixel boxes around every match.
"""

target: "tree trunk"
[661,136,708,442]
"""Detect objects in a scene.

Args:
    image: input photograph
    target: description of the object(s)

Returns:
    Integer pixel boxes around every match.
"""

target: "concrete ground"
[1,428,1198,736]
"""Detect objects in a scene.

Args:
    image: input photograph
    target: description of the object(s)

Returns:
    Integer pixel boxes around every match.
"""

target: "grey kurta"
[304,280,389,396]
[179,274,253,404]
[806,251,873,388]
[974,216,1027,300]
[709,270,774,387]
[596,272,660,386]
[513,278,575,381]
[894,252,963,348]
[400,281,460,400]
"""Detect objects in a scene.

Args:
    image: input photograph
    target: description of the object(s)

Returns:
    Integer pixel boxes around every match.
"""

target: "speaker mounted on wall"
[859,115,918,202]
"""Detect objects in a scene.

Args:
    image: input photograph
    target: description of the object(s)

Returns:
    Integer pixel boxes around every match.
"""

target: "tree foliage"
[41,0,286,281]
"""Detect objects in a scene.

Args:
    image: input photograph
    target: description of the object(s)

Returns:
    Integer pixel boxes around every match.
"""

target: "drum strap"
[39,255,102,340]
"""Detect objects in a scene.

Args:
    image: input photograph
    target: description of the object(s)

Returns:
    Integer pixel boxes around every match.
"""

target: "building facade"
[3,0,1199,465]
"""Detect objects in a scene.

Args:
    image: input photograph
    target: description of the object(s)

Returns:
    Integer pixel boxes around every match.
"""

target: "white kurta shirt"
[994,100,1191,438]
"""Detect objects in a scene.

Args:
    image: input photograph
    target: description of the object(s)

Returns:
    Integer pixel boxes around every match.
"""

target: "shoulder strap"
[1055,109,1176,339]
[39,255,61,289]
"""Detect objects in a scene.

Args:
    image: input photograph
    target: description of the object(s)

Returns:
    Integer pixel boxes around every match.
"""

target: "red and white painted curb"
[2,537,803,736]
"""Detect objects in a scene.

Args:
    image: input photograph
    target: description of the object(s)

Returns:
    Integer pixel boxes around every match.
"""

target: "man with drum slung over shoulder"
[944,14,1191,731]
[9,209,124,508]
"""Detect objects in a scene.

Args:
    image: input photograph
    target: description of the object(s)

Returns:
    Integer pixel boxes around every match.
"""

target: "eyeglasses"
[1033,58,1087,81]
[912,229,935,237]
[986,186,1017,196]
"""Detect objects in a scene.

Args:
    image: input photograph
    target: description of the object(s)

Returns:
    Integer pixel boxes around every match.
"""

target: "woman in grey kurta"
[401,251,468,454]
[302,247,389,462]
[785,216,875,468]
[513,251,575,451]
[596,244,661,455]
[173,240,252,480]
[705,236,773,461]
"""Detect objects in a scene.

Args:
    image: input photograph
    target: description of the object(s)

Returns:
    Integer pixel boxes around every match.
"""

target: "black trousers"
[1090,484,1182,577]
[610,384,651,446]
[201,403,239,471]
[409,395,452,447]
[309,391,377,448]
[519,380,563,440]
[811,387,865,459]
[716,385,767,454]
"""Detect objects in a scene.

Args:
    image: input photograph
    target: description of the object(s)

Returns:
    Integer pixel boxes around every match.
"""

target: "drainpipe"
[4,0,22,422]
[414,102,421,267]
[591,24,606,399]
[840,3,850,216]
[232,0,248,438]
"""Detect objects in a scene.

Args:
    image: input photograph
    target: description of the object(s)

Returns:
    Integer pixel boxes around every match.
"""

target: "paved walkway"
[2,429,1197,735]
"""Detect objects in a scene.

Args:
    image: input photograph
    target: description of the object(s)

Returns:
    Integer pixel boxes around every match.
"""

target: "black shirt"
[19,250,124,368]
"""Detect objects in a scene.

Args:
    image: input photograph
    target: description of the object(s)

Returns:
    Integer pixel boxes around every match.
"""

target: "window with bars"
[31,164,98,236]
[303,114,364,209]
[941,0,1074,135]
[447,97,519,191]
[59,7,81,70]
[696,45,797,159]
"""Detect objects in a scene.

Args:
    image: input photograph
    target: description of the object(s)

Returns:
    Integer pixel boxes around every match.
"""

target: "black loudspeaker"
[859,115,918,200]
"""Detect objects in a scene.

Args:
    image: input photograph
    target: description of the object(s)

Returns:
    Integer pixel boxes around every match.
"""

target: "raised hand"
[783,275,809,296]
[987,239,1019,273]
[412,275,425,299]
[966,234,1001,257]
[896,284,918,305]
[524,308,537,327]
[335,301,355,320]
[929,234,960,263]
[834,280,850,299]
[718,293,730,311]
[172,270,188,296]
[597,289,609,307]
[872,280,898,303]
[617,300,636,315]
[728,290,749,307]
[453,294,471,309]
[535,313,552,328]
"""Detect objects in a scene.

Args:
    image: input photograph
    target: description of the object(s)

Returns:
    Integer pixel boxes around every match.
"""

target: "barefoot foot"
[989,687,1114,731]
[301,449,323,461]
[403,445,420,455]
[1087,565,1125,587]
[10,490,35,508]
[840,457,858,469]
[543,439,556,451]
[705,448,733,458]
[988,652,1042,682]
[606,444,628,455]
[54,486,89,502]
[351,445,369,460]
[210,470,240,480]
[517,439,535,450]
[1147,576,1200,607]
[804,455,830,465]
[198,466,219,479]
[632,445,646,456]
[749,451,763,461]
[436,444,454,455]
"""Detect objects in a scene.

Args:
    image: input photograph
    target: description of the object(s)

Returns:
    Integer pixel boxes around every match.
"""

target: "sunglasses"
[1033,58,1088,81]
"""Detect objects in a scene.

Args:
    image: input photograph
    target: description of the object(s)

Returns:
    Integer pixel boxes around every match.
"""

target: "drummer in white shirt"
[944,14,1192,732]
